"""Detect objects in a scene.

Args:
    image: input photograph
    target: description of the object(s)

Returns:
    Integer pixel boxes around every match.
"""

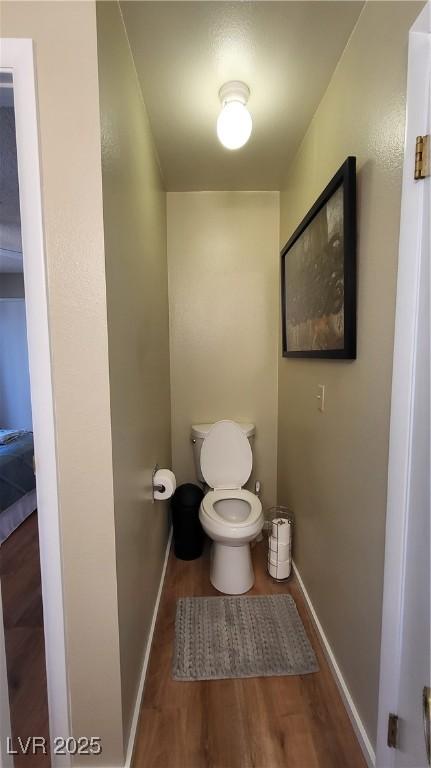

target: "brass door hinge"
[387,713,399,749]
[415,135,430,180]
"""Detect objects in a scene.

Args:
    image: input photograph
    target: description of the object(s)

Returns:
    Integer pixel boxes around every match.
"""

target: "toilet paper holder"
[267,506,294,582]
[152,464,165,501]
[152,464,177,502]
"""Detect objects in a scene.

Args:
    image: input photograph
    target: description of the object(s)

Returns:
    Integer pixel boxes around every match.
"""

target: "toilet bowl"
[197,420,263,594]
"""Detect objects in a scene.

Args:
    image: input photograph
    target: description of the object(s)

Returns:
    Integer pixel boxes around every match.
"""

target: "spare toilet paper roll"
[269,559,291,580]
[271,518,291,545]
[153,468,176,501]
[268,536,290,561]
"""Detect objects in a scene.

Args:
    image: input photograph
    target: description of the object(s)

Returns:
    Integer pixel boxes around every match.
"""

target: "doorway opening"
[0,70,50,768]
[0,40,70,768]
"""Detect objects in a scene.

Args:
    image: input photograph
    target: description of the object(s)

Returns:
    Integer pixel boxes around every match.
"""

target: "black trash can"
[171,483,205,560]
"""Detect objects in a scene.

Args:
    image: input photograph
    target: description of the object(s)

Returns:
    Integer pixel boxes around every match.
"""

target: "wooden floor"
[133,540,367,768]
[0,513,50,767]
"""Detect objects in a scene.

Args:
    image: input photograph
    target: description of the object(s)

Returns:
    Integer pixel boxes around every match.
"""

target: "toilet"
[192,420,263,594]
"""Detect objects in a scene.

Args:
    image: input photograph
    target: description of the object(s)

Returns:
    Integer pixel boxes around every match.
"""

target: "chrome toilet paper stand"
[268,520,291,582]
[267,506,294,582]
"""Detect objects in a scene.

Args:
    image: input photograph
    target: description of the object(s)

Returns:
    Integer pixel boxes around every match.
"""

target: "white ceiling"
[121,1,364,191]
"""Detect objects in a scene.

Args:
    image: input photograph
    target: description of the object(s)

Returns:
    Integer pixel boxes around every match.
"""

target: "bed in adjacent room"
[0,430,37,544]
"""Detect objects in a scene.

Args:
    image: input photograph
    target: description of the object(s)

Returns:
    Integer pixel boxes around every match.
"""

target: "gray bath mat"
[173,594,319,681]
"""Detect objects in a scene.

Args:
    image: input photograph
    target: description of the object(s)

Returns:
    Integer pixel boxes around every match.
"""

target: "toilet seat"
[201,488,262,527]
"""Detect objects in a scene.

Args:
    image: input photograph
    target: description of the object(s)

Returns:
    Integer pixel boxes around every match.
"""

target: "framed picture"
[281,156,356,359]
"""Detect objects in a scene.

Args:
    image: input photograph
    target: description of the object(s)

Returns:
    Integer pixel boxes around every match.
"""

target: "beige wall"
[96,0,171,749]
[2,2,124,764]
[2,0,422,759]
[167,192,279,512]
[278,1,422,747]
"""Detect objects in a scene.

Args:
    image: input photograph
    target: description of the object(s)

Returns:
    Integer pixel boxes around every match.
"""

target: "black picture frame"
[281,156,356,359]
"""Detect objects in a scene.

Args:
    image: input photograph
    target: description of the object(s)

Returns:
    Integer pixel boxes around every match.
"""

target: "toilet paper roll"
[153,469,176,501]
[268,536,290,561]
[268,559,291,580]
[271,518,292,545]
[269,552,291,567]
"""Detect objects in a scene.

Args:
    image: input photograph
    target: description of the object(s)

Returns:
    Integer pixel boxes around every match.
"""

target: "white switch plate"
[317,384,325,412]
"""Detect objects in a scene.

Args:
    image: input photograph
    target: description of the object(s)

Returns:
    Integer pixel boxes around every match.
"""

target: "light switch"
[316,384,325,412]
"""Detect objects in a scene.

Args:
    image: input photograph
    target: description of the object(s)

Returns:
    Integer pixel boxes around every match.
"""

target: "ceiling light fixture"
[217,81,252,150]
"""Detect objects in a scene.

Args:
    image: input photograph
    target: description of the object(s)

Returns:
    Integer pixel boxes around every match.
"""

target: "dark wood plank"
[133,539,367,768]
[0,513,50,768]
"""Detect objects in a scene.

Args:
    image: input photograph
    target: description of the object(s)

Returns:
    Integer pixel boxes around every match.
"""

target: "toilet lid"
[200,420,252,490]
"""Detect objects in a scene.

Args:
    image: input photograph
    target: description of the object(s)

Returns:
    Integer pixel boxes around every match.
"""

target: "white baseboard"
[292,561,376,768]
[124,526,173,768]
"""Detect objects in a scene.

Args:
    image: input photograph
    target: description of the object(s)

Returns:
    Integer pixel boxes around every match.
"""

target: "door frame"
[376,4,430,766]
[0,596,13,767]
[0,39,71,763]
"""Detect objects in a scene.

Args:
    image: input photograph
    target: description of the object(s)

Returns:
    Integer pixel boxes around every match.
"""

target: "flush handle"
[423,686,431,765]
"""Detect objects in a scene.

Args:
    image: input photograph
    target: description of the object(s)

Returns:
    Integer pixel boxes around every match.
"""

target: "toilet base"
[210,542,254,595]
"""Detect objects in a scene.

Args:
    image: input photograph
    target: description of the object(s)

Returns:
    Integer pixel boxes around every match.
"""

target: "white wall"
[3,3,124,763]
[96,0,172,749]
[167,191,279,512]
[0,299,32,429]
[277,0,423,746]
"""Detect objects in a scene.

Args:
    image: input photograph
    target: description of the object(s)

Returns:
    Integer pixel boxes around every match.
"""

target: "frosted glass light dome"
[217,101,252,150]
[217,81,252,151]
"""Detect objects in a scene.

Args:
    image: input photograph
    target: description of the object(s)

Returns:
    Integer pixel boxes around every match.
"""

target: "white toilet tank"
[191,422,255,484]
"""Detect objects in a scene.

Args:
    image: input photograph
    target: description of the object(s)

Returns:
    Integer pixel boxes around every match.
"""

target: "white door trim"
[0,595,13,767]
[0,39,71,764]
[376,5,431,766]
